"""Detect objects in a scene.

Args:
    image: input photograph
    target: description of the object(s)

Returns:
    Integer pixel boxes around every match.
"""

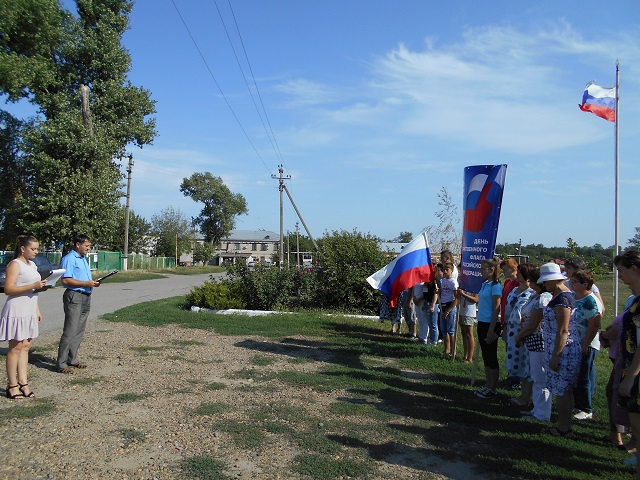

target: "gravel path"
[1,316,483,480]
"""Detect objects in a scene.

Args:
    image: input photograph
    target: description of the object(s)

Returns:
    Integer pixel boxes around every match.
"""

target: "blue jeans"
[441,303,457,335]
[428,304,439,344]
[574,346,598,414]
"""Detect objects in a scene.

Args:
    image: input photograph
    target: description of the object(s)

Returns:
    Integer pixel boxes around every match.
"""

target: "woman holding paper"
[0,235,47,399]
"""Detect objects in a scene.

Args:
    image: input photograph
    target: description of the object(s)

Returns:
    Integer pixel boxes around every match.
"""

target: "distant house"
[380,242,408,258]
[180,229,280,266]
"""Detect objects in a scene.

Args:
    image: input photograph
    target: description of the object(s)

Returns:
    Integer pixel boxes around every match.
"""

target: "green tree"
[0,111,26,248]
[192,242,215,266]
[151,207,191,258]
[566,237,578,257]
[629,227,640,250]
[0,0,156,247]
[395,231,413,242]
[102,206,152,254]
[180,172,248,246]
[312,229,388,313]
[283,231,316,263]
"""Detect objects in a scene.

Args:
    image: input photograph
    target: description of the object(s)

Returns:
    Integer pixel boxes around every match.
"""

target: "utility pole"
[271,165,290,270]
[122,153,133,270]
[296,222,300,268]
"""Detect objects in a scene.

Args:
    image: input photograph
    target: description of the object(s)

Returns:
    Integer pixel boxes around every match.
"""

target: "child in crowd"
[457,288,477,362]
[440,262,459,355]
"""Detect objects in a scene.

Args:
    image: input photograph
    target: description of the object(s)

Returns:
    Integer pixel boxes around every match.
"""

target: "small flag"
[366,232,434,307]
[579,81,616,122]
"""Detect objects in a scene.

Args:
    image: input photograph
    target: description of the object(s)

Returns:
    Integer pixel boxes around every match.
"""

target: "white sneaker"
[573,411,593,420]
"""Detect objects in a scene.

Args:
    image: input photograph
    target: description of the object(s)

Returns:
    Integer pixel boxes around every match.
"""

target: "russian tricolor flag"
[579,81,616,122]
[366,232,434,307]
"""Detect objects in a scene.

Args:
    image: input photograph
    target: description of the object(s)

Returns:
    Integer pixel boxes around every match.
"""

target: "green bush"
[186,279,246,309]
[311,229,387,314]
[227,263,304,310]
[198,230,389,314]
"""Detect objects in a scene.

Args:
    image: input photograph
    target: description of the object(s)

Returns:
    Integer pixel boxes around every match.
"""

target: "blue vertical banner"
[459,164,507,293]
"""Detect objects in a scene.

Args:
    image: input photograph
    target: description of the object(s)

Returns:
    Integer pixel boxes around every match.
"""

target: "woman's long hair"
[482,258,500,284]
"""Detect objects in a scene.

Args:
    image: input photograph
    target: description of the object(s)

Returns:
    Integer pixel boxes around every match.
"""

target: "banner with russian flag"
[459,165,507,294]
[367,232,434,307]
[579,81,616,122]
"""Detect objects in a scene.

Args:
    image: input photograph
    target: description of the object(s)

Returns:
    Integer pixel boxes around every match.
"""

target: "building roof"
[379,242,408,254]
[224,230,280,242]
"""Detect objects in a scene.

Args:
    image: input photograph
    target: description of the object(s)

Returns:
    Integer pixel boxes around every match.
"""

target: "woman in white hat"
[615,250,640,476]
[539,262,580,436]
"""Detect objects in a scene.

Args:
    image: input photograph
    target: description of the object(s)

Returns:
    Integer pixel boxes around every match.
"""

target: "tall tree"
[150,206,192,258]
[423,187,461,258]
[102,206,152,254]
[395,231,413,243]
[180,172,248,246]
[0,0,156,248]
[0,111,27,248]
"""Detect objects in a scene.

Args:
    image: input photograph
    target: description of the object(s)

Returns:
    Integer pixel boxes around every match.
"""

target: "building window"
[234,243,241,251]
[261,243,268,251]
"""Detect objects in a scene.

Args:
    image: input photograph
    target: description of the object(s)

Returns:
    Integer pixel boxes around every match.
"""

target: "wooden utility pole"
[122,153,133,270]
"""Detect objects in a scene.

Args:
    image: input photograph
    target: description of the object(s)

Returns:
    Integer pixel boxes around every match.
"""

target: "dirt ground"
[0,317,485,479]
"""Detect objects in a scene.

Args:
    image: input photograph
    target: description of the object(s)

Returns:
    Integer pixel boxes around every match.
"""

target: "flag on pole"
[366,232,434,307]
[579,81,616,122]
[459,165,507,294]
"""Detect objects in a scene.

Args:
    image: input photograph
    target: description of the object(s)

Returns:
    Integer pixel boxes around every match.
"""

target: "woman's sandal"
[548,426,572,437]
[18,383,35,398]
[5,384,24,400]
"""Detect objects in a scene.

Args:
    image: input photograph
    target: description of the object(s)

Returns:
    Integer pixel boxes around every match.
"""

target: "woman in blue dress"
[539,262,580,436]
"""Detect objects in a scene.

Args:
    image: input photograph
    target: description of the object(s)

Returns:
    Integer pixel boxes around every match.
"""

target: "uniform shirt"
[60,250,93,294]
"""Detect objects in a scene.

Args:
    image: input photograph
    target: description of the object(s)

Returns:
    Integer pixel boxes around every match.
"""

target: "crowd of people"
[379,249,640,474]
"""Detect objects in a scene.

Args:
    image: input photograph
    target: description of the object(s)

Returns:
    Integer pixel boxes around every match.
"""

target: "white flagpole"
[614,61,620,316]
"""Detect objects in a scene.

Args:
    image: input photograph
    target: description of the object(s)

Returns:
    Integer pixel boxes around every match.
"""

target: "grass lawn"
[101,271,636,480]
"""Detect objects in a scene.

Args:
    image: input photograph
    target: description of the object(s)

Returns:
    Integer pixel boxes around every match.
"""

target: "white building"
[180,229,280,266]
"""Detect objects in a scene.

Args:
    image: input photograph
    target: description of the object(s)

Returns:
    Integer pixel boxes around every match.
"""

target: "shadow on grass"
[234,323,632,480]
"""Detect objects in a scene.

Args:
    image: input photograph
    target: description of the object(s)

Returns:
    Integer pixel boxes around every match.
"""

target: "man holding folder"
[57,234,100,374]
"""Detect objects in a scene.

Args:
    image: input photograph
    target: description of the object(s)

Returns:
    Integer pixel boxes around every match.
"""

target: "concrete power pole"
[271,165,290,270]
[296,222,300,268]
[122,153,134,270]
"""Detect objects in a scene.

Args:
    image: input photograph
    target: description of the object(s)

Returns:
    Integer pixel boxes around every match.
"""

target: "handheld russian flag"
[366,232,434,307]
[579,81,616,122]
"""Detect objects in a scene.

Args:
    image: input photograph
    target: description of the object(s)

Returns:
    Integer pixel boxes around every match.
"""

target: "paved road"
[0,273,223,335]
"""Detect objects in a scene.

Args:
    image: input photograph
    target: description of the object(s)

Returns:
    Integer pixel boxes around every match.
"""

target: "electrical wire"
[170,0,272,175]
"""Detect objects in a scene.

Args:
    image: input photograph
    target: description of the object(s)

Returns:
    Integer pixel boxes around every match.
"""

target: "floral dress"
[504,287,534,380]
[543,291,581,396]
[618,296,640,413]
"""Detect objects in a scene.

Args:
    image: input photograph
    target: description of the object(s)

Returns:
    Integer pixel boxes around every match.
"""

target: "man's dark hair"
[73,234,91,246]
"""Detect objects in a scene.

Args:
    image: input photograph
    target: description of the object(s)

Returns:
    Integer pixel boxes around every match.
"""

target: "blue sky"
[51,1,640,247]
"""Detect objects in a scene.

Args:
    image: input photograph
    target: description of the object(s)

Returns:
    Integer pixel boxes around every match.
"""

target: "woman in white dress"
[1,236,47,399]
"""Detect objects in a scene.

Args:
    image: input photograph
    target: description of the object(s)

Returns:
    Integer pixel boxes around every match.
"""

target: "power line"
[214,0,284,166]
[225,0,285,165]
[170,0,272,174]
